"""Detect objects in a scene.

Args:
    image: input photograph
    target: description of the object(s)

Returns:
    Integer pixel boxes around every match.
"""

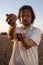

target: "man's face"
[20,9,32,27]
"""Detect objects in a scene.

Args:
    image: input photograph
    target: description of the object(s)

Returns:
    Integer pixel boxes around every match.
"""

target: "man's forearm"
[21,38,35,49]
[8,25,16,40]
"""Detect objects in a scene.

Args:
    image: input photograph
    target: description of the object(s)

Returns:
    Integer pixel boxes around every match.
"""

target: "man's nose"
[24,16,27,20]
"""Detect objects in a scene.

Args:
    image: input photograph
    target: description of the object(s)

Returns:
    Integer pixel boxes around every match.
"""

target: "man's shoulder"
[32,26,41,33]
[26,26,41,35]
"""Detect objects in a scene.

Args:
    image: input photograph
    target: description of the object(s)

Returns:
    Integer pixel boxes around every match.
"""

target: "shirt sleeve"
[29,28,41,46]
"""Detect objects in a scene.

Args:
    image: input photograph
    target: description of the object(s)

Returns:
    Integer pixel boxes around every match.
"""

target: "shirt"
[9,26,41,65]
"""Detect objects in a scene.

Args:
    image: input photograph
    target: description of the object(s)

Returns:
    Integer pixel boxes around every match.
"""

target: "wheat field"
[0,34,43,65]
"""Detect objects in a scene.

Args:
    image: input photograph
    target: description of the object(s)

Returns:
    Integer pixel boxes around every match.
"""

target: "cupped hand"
[6,13,17,26]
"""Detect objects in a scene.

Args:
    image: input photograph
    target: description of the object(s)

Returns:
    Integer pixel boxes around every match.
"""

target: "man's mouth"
[23,21,30,26]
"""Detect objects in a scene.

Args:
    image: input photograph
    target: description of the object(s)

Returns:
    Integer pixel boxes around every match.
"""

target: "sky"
[0,0,43,33]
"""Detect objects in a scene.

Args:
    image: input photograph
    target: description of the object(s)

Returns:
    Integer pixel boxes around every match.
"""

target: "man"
[6,5,41,65]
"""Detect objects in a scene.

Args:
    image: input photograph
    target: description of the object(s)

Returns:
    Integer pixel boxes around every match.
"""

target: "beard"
[22,21,31,27]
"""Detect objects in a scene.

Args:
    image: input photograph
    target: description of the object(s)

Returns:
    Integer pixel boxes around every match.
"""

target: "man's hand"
[16,33,26,41]
[6,13,17,26]
[6,13,17,40]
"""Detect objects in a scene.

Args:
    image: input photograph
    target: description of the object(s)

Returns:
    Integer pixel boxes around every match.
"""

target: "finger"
[16,33,22,41]
[6,14,17,26]
[8,18,17,26]
[6,13,17,22]
[6,14,15,22]
[21,33,26,38]
[6,14,9,22]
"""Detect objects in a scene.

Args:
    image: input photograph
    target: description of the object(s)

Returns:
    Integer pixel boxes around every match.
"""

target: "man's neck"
[22,25,31,30]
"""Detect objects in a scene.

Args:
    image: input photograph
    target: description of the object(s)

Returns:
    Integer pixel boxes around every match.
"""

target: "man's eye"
[21,15,24,18]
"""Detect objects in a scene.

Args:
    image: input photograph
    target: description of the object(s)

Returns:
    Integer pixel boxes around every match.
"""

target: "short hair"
[18,5,35,24]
